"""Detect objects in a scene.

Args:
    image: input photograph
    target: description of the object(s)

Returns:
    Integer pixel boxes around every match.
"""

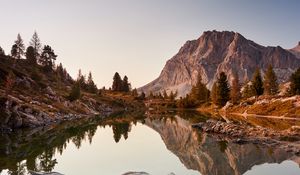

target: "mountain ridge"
[139,30,300,97]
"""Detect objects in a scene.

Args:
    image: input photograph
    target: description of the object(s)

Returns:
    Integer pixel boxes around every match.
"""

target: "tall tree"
[122,75,130,92]
[26,46,37,65]
[77,69,86,89]
[11,44,18,59]
[87,71,97,93]
[112,72,122,91]
[163,89,168,99]
[242,82,254,99]
[230,71,241,104]
[13,33,25,59]
[289,67,300,95]
[40,45,57,71]
[190,73,210,104]
[29,31,42,60]
[216,72,230,106]
[0,46,5,56]
[263,65,278,95]
[251,68,264,96]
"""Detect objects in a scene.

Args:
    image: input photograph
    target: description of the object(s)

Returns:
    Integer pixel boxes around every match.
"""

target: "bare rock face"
[139,31,300,97]
[290,41,300,58]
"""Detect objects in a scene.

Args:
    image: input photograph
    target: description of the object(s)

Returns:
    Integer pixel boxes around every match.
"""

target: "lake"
[1,112,300,175]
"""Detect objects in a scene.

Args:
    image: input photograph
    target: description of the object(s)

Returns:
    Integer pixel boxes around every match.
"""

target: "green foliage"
[40,45,57,72]
[87,72,98,93]
[26,46,37,65]
[112,72,131,92]
[264,65,278,95]
[29,31,42,59]
[11,33,25,59]
[190,73,210,105]
[251,68,264,96]
[68,83,81,101]
[211,72,230,107]
[289,67,300,95]
[176,94,197,108]
[112,72,122,91]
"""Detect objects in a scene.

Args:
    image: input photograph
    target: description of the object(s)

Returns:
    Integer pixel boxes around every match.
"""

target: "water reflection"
[0,111,300,175]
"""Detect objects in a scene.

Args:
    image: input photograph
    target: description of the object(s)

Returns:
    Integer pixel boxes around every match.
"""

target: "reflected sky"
[52,123,199,175]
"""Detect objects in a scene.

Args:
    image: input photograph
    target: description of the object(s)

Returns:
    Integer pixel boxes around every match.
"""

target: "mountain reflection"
[145,115,300,175]
[0,112,299,175]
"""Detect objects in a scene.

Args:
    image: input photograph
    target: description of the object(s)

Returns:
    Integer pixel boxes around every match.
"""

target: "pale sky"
[0,0,299,88]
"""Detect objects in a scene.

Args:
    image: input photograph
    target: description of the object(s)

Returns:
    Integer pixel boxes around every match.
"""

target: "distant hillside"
[139,31,300,97]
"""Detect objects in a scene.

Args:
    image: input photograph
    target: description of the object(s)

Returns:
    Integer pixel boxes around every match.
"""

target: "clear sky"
[0,0,299,88]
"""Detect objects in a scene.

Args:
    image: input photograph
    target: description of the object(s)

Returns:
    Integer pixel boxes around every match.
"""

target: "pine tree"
[112,72,122,91]
[190,73,210,104]
[122,75,130,92]
[0,46,5,56]
[169,91,175,100]
[29,31,42,61]
[13,33,25,59]
[11,44,18,59]
[87,72,97,93]
[26,46,36,65]
[216,72,230,106]
[251,68,264,96]
[40,45,57,72]
[289,67,300,95]
[230,71,241,104]
[263,65,278,95]
[148,91,154,99]
[131,88,138,97]
[77,69,86,89]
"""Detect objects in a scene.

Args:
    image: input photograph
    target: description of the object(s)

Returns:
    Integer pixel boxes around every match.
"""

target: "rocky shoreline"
[192,119,300,155]
[0,93,115,133]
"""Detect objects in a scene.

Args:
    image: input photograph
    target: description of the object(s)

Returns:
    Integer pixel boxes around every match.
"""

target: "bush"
[68,83,81,101]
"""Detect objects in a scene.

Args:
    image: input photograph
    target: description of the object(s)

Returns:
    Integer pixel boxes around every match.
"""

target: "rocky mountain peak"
[139,30,300,97]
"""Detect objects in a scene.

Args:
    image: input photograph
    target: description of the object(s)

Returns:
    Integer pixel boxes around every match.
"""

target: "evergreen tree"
[112,72,122,91]
[26,46,37,64]
[0,46,5,56]
[148,91,154,99]
[13,33,25,59]
[169,91,175,100]
[29,31,42,61]
[131,88,138,97]
[68,82,81,101]
[289,67,300,95]
[122,75,130,92]
[230,71,241,104]
[251,68,264,96]
[87,72,98,93]
[190,73,210,104]
[216,72,230,106]
[56,63,65,81]
[40,45,57,71]
[11,44,18,59]
[263,65,278,95]
[77,69,86,89]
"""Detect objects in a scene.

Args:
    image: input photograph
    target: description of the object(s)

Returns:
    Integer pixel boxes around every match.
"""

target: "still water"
[0,112,300,175]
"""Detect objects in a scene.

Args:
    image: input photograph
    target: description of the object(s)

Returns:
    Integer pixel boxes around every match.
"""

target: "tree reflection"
[112,122,131,143]
[37,149,57,172]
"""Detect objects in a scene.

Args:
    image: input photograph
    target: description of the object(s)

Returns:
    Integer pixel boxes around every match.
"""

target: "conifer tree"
[68,82,81,101]
[40,45,57,71]
[216,72,230,106]
[163,89,168,99]
[29,31,42,61]
[112,72,122,91]
[11,44,18,59]
[122,75,130,92]
[148,91,154,99]
[77,69,86,89]
[263,65,278,95]
[242,83,254,99]
[26,46,36,65]
[13,33,25,59]
[289,67,300,95]
[87,72,97,93]
[190,73,210,104]
[230,71,241,104]
[169,91,175,100]
[251,68,264,96]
